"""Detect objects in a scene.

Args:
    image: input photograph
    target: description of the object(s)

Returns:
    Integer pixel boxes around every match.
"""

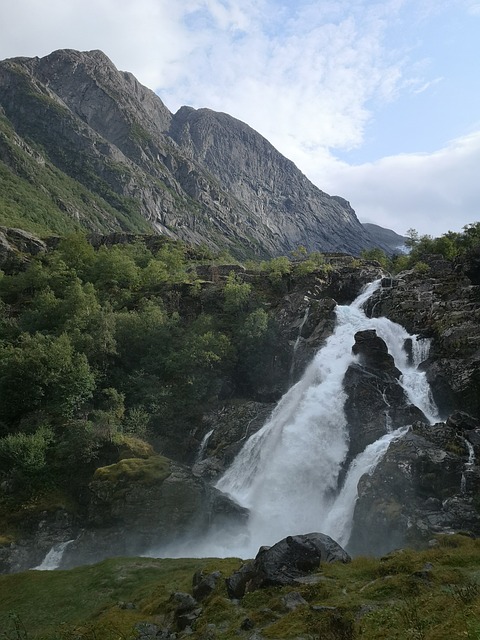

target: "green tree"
[90,246,140,292]
[360,248,390,269]
[223,272,252,313]
[0,426,54,476]
[0,333,95,425]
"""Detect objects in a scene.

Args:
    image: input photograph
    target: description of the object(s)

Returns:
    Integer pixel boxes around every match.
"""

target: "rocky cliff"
[0,49,383,258]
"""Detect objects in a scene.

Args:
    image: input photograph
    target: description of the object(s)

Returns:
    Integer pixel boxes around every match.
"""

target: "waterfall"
[32,540,74,571]
[195,429,214,464]
[322,426,409,547]
[461,438,476,493]
[212,280,439,558]
[411,337,432,367]
[289,305,310,379]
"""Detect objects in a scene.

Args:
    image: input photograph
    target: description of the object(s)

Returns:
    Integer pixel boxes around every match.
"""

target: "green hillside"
[1,535,480,639]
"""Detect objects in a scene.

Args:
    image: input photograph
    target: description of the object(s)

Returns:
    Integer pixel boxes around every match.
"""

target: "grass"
[1,535,480,639]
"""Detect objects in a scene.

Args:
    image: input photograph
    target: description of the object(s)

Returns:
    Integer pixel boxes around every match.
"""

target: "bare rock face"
[0,226,46,268]
[0,49,383,258]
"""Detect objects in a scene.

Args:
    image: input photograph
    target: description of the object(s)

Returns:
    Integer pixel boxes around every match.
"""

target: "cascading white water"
[32,540,74,571]
[322,426,409,547]
[289,305,310,379]
[461,438,476,493]
[195,429,214,464]
[148,280,440,560]
[211,280,439,557]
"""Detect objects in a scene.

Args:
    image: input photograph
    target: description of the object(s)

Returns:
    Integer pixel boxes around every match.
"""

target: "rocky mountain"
[362,222,406,254]
[0,48,385,258]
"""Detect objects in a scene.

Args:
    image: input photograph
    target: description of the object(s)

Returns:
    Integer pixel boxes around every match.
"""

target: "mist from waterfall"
[150,280,439,559]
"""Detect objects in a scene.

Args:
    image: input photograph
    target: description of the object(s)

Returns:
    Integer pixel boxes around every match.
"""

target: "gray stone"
[226,533,350,598]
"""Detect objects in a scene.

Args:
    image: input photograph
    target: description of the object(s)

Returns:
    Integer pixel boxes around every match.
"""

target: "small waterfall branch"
[289,305,310,379]
[461,438,476,494]
[195,429,214,464]
[33,540,74,571]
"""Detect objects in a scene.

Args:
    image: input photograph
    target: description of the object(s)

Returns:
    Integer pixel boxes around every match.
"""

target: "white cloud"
[161,0,409,155]
[309,132,480,237]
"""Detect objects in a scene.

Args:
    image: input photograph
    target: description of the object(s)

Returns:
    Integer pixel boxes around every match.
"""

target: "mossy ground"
[1,535,480,639]
[92,455,171,485]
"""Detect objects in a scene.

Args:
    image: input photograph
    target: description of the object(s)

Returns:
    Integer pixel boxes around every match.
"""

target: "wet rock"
[352,329,401,377]
[349,419,480,555]
[170,592,201,631]
[344,330,426,462]
[366,260,480,418]
[60,459,246,569]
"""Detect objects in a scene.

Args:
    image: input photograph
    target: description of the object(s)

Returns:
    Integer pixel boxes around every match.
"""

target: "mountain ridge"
[0,48,390,258]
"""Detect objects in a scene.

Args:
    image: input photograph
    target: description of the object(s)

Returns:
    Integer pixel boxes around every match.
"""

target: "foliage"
[1,224,479,533]
[353,223,480,275]
[0,235,287,496]
[0,427,54,476]
[93,455,171,485]
[360,247,390,269]
[223,272,252,313]
[0,333,95,426]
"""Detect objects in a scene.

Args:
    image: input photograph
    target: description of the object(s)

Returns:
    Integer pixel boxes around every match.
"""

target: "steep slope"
[362,222,406,254]
[0,49,377,257]
[169,106,373,254]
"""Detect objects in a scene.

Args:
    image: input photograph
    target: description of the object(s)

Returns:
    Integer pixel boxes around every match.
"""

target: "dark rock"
[226,533,350,598]
[349,420,480,555]
[171,592,197,613]
[0,227,46,270]
[344,330,426,462]
[134,622,162,638]
[446,412,480,432]
[366,261,480,418]
[225,561,257,599]
[352,330,401,377]
[192,570,221,601]
[240,618,255,630]
[60,460,246,569]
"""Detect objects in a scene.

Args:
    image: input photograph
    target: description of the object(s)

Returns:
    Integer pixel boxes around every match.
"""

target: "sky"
[1,0,479,238]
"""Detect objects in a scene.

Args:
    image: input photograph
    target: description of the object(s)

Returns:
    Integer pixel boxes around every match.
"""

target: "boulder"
[226,533,350,598]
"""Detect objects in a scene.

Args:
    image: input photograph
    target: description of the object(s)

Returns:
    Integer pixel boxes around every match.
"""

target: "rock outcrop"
[365,255,480,418]
[344,329,426,462]
[349,413,480,556]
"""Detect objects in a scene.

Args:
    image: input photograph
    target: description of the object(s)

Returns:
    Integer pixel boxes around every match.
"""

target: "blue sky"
[1,0,479,237]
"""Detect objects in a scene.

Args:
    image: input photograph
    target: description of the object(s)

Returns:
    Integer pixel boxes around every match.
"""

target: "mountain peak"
[0,49,381,257]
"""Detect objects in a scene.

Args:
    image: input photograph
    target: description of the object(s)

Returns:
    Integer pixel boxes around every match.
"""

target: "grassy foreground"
[1,535,480,639]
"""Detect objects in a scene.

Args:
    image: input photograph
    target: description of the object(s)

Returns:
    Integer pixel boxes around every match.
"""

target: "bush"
[0,426,54,475]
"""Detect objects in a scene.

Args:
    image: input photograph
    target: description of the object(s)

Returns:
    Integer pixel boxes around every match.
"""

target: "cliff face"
[0,49,379,257]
